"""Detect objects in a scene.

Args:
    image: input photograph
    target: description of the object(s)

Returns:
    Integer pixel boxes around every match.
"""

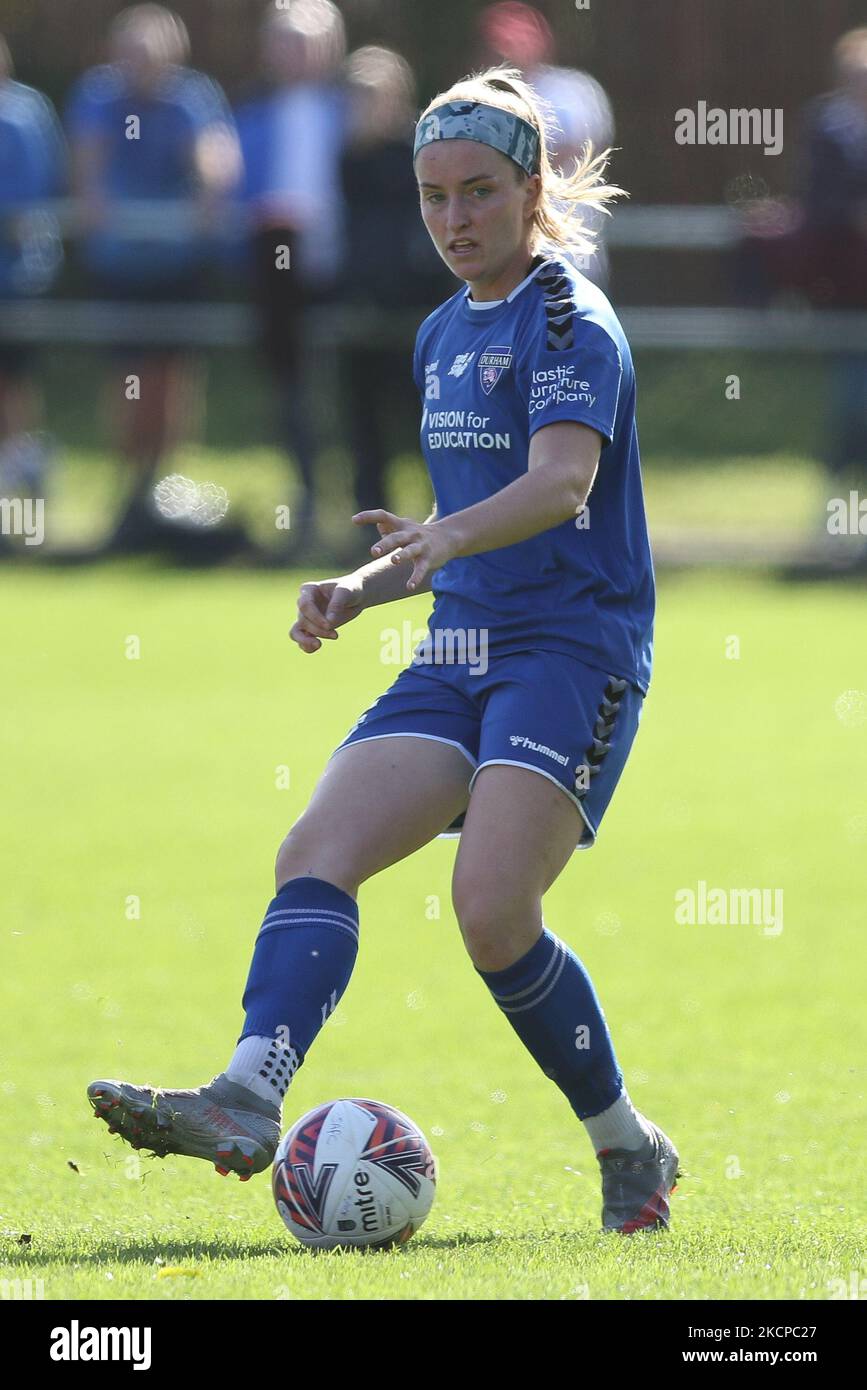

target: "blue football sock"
[475,926,624,1120]
[236,876,359,1074]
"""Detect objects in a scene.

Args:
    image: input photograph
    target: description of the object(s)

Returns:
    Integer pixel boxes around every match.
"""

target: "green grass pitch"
[0,565,865,1300]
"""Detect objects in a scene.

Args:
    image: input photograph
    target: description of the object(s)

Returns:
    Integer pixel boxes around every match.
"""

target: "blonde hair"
[110,5,191,66]
[263,0,346,71]
[418,66,626,260]
[833,27,867,81]
[346,45,416,106]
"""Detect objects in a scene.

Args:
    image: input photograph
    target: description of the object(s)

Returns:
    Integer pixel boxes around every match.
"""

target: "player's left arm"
[352,422,600,591]
[438,419,600,553]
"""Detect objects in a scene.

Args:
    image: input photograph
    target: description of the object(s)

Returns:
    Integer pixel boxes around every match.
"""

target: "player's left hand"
[351,509,456,592]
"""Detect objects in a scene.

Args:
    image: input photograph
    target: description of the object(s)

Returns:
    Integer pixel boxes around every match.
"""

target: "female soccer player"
[89,68,680,1234]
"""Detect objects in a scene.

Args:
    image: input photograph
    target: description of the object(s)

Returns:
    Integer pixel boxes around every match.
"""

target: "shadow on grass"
[2,1228,612,1270]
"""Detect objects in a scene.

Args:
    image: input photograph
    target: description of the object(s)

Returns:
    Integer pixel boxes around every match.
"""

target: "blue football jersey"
[65,64,235,284]
[0,80,66,296]
[412,252,654,693]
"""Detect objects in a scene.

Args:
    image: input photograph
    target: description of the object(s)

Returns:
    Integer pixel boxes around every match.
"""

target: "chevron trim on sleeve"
[535,262,576,351]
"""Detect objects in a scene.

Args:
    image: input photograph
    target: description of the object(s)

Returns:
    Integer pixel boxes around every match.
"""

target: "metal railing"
[2,201,865,349]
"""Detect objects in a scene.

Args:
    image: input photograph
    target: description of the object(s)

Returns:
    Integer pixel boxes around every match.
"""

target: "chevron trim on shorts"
[576,676,628,799]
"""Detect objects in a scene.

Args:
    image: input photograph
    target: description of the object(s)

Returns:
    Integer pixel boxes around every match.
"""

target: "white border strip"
[329,730,478,772]
[468,758,597,849]
[329,737,599,850]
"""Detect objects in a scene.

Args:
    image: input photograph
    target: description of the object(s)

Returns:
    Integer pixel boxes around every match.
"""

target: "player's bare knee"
[274,822,359,897]
[273,817,369,895]
[453,881,536,970]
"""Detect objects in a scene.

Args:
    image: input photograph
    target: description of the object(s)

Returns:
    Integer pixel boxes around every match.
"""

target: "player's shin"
[475,925,653,1152]
[224,877,360,1108]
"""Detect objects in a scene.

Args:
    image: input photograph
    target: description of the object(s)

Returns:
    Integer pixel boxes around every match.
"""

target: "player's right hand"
[289,575,365,653]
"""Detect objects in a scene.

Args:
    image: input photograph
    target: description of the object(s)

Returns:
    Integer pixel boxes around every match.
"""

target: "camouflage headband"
[413,100,541,175]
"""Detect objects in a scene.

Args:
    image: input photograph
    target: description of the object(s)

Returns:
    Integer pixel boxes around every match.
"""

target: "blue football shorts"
[328,648,644,850]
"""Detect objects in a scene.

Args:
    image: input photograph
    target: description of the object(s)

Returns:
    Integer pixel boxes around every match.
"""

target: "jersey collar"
[460,253,556,319]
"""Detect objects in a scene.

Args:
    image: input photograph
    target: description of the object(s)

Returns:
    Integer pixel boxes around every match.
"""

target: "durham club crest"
[478,345,513,395]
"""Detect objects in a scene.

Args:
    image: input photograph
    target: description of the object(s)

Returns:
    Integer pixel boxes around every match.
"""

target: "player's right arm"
[291,324,438,653]
[289,506,438,653]
[353,502,438,606]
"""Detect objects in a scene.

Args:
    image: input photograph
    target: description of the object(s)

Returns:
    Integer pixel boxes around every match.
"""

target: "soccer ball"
[272,1097,437,1250]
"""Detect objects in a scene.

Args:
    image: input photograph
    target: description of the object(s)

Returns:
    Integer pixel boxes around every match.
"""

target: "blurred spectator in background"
[476,1,616,288]
[235,0,347,559]
[337,45,448,542]
[799,27,867,482]
[736,27,867,486]
[66,3,241,554]
[0,32,65,530]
